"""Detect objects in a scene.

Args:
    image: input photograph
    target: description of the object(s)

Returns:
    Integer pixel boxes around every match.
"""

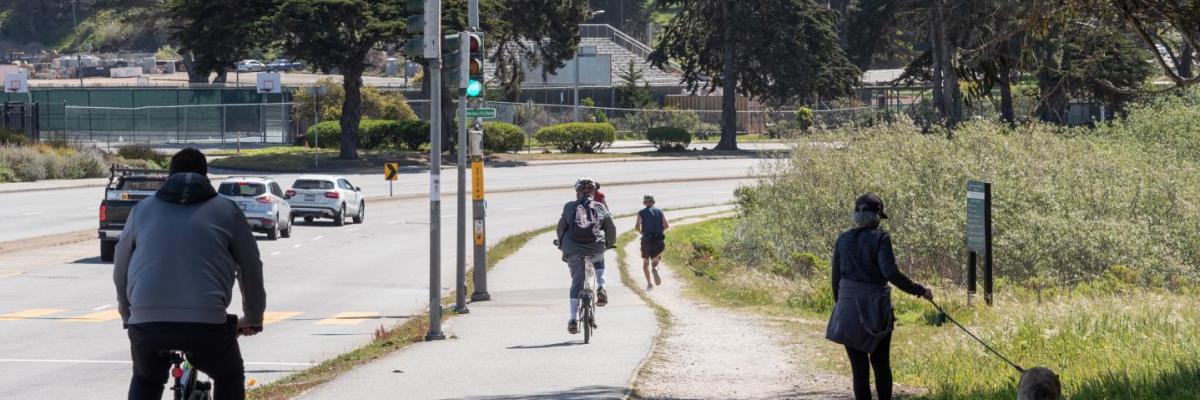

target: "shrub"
[0,163,13,183]
[358,119,400,150]
[63,149,108,179]
[796,106,814,132]
[0,146,48,181]
[394,120,430,151]
[616,107,701,137]
[482,122,525,153]
[730,115,1200,287]
[292,78,419,124]
[305,121,341,149]
[534,122,616,153]
[0,129,29,146]
[646,126,691,152]
[117,144,166,164]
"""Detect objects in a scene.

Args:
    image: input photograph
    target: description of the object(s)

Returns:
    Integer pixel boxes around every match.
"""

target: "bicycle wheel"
[582,298,593,344]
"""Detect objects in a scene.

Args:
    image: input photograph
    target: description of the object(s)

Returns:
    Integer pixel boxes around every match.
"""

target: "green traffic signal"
[466,79,483,97]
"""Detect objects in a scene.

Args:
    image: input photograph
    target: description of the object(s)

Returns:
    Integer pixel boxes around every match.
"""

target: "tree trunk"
[1035,33,1067,124]
[831,0,851,49]
[182,52,208,84]
[717,0,738,151]
[933,0,962,128]
[213,69,228,85]
[929,7,945,122]
[999,70,1014,127]
[1181,41,1194,79]
[339,67,364,160]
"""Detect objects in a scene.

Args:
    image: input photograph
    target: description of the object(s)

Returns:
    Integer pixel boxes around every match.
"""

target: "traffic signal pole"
[419,0,447,342]
[467,1,491,302]
[454,34,470,314]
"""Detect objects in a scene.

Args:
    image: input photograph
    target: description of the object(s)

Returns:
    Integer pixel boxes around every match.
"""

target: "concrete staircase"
[488,24,682,87]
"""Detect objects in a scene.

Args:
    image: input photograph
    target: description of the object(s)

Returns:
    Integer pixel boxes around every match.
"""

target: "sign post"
[469,117,489,301]
[966,180,993,306]
[384,162,399,196]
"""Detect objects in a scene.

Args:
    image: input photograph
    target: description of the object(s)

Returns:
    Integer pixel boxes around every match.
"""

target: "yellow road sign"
[384,163,399,181]
[471,161,484,200]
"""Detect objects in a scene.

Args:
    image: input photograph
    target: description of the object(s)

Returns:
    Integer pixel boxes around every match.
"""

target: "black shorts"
[641,238,665,259]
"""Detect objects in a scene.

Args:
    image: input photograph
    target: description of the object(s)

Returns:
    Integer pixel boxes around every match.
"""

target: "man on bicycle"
[113,148,265,400]
[556,178,616,335]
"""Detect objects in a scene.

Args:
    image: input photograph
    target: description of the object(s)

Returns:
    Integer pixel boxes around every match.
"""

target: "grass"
[663,218,1200,400]
[246,224,555,400]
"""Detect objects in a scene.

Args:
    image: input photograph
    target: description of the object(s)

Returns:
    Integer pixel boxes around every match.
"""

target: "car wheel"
[267,220,279,241]
[100,241,116,263]
[304,216,314,224]
[334,204,346,226]
[281,215,292,238]
[352,201,365,224]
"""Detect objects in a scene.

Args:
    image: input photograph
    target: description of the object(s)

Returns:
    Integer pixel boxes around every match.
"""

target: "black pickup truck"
[98,167,169,262]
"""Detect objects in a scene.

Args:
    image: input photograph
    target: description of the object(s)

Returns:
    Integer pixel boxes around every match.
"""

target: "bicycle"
[165,351,211,400]
[577,253,600,344]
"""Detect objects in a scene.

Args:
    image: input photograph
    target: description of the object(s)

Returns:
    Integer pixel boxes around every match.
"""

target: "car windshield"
[293,179,334,190]
[218,182,266,197]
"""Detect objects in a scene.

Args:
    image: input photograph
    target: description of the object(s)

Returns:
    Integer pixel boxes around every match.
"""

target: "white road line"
[21,212,43,216]
[271,251,282,256]
[503,207,525,211]
[387,220,401,225]
[0,359,316,366]
[312,236,324,241]
[292,244,303,249]
[343,228,359,232]
[91,304,112,311]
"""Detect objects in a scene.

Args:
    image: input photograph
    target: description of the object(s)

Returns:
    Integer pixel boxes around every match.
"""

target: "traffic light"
[466,33,485,98]
[404,0,437,59]
[442,33,463,90]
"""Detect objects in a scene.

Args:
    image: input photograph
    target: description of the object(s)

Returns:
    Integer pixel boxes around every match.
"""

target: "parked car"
[98,167,170,262]
[267,59,293,72]
[217,177,293,240]
[285,175,365,226]
[236,59,265,72]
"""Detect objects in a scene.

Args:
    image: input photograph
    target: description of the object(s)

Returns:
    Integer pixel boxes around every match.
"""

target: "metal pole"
[106,108,111,151]
[426,55,446,341]
[573,54,580,122]
[314,90,320,167]
[470,116,488,301]
[454,94,469,314]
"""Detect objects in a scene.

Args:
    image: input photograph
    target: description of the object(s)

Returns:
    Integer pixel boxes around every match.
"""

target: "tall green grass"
[666,218,1200,399]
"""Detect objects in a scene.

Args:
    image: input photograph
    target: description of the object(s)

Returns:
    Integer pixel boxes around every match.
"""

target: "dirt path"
[628,231,852,400]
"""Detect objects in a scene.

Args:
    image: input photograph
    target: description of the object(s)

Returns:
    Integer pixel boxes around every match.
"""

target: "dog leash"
[927,299,1026,374]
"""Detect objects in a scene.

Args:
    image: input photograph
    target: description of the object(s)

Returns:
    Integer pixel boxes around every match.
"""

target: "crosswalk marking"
[263,311,303,325]
[316,312,379,325]
[0,270,21,279]
[0,308,66,321]
[66,309,121,323]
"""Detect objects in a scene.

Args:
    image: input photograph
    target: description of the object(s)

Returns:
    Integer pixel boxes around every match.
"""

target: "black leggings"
[127,318,245,400]
[844,332,892,400]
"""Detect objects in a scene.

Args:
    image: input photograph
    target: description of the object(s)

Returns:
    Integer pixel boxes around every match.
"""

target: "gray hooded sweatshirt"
[113,172,265,326]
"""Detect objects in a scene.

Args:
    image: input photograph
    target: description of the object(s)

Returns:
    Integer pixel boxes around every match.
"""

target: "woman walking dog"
[826,193,933,400]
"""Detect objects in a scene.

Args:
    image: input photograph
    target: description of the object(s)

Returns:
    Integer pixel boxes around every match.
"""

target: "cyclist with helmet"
[556,178,616,335]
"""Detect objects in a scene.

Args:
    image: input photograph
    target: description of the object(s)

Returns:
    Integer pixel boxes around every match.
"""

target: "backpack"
[569,199,604,244]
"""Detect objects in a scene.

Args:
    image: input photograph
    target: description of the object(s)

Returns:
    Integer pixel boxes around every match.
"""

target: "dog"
[1017,367,1062,400]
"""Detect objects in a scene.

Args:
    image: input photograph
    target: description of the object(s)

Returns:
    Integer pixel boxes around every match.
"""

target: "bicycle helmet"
[574,177,596,192]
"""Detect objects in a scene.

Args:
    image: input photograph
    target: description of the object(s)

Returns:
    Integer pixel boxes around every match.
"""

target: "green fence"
[0,88,294,145]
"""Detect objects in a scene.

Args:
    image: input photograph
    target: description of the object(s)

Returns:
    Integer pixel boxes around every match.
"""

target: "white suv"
[217,177,293,240]
[285,175,365,226]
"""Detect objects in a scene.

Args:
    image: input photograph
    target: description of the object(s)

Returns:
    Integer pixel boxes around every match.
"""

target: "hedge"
[305,119,429,151]
[533,122,615,153]
[646,126,691,152]
[483,122,525,153]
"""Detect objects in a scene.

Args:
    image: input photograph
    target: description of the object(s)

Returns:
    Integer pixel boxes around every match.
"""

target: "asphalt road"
[0,158,764,244]
[0,159,760,399]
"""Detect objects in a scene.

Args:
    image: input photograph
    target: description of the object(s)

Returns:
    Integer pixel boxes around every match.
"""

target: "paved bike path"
[300,208,721,399]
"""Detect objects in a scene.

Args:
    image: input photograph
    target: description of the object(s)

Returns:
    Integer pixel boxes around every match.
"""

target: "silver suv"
[217,177,294,240]
[285,175,365,226]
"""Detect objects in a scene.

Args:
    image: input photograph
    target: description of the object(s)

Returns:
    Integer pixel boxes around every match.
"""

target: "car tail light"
[171,366,182,379]
[100,204,107,222]
[256,195,272,204]
[285,189,296,198]
[325,191,340,199]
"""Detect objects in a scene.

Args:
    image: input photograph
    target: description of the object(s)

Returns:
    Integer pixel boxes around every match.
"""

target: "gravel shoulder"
[627,220,852,400]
